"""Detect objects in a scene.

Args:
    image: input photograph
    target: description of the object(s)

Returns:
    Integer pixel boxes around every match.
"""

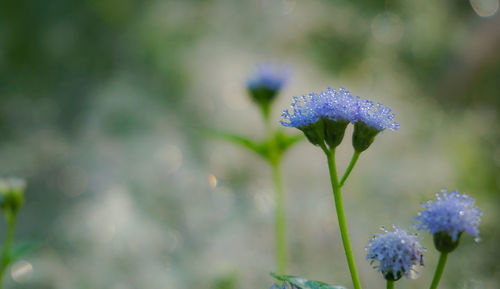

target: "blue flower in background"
[247,63,290,118]
[269,282,297,289]
[366,225,424,281]
[354,99,399,131]
[414,189,482,242]
[247,63,289,93]
[280,87,357,128]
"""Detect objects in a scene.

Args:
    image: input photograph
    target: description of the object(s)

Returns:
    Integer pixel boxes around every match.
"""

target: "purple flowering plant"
[210,63,302,276]
[266,86,483,289]
[214,67,483,289]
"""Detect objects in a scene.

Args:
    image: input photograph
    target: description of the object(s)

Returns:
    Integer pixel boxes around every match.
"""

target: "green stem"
[340,151,361,187]
[323,146,362,289]
[272,160,287,274]
[387,280,394,289]
[264,110,287,274]
[429,252,448,289]
[0,212,17,288]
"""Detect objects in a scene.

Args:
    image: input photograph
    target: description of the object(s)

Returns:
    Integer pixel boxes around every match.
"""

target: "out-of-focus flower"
[0,178,26,215]
[366,225,424,281]
[247,63,289,114]
[269,282,297,289]
[414,189,482,252]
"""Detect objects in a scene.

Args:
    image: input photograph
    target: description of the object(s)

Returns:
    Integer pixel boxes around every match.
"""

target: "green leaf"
[275,131,304,154]
[204,129,269,159]
[10,241,40,262]
[270,273,346,289]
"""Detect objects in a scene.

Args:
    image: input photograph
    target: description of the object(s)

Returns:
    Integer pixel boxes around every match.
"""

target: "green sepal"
[248,86,278,107]
[0,188,24,215]
[434,232,462,253]
[299,121,325,147]
[384,271,402,281]
[248,87,278,121]
[275,131,304,153]
[270,272,346,289]
[352,122,380,152]
[323,118,349,148]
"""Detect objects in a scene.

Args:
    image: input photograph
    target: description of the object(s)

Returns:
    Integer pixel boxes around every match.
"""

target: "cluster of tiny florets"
[355,99,399,131]
[366,225,424,280]
[281,87,398,131]
[414,189,482,241]
[247,63,289,92]
[269,282,298,289]
[280,87,357,127]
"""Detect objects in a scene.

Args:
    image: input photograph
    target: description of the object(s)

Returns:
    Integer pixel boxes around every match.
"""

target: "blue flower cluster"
[356,99,399,131]
[280,87,398,132]
[269,282,297,289]
[414,189,482,242]
[366,225,424,281]
[247,63,289,93]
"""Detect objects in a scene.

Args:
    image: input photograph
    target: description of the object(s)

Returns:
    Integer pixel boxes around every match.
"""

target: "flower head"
[351,97,399,152]
[269,282,297,289]
[281,87,398,150]
[414,189,482,243]
[280,87,357,128]
[354,99,399,131]
[366,225,424,281]
[247,63,290,118]
[247,63,289,93]
[0,177,26,215]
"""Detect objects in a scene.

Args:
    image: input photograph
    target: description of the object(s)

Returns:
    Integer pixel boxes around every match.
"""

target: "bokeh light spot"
[208,173,217,190]
[11,260,33,283]
[470,0,499,17]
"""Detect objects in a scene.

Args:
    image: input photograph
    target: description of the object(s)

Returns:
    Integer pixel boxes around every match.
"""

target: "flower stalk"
[322,145,362,289]
[0,212,17,289]
[429,252,448,289]
[340,151,361,187]
[266,114,288,274]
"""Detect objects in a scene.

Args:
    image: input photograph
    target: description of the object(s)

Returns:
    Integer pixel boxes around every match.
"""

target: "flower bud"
[0,178,26,215]
[352,121,380,152]
[433,231,462,253]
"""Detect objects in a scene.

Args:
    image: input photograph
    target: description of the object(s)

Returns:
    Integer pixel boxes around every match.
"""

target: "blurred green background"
[0,0,499,288]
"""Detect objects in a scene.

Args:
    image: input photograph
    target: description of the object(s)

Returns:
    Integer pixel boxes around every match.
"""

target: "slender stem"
[324,147,362,289]
[340,151,361,187]
[264,110,287,274]
[272,160,287,274]
[429,252,448,289]
[387,280,394,289]
[0,212,17,288]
